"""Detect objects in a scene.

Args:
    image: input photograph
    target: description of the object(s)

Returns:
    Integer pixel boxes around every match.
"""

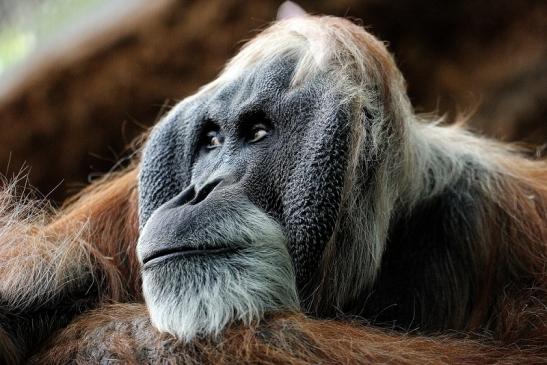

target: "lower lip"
[142,247,237,268]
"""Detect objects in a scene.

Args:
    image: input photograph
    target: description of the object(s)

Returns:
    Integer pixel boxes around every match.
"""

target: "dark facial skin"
[138,56,351,292]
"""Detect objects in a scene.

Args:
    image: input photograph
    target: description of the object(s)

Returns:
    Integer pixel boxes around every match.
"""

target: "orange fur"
[19,156,544,363]
[0,15,546,365]
[31,304,544,365]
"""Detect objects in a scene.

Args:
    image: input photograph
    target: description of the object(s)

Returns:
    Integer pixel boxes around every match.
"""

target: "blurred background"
[0,0,545,204]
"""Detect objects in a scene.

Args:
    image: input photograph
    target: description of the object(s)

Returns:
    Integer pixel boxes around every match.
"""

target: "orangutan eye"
[248,124,270,143]
[204,130,223,149]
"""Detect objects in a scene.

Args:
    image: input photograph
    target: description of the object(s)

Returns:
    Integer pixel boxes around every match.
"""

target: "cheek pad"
[139,117,190,228]
[282,104,351,287]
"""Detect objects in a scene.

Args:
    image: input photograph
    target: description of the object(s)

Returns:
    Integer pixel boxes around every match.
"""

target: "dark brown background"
[0,0,545,204]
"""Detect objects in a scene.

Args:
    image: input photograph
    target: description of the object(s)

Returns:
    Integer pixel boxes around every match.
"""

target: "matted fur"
[0,170,140,363]
[30,304,544,365]
[0,15,546,364]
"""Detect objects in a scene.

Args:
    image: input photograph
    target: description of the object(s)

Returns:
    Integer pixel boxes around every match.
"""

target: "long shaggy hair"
[203,15,547,338]
[0,15,546,364]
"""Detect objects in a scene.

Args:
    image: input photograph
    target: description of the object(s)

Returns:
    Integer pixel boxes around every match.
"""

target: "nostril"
[163,185,196,209]
[190,178,223,205]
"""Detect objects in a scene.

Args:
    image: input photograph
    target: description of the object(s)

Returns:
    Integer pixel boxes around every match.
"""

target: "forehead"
[207,57,294,121]
[175,55,326,129]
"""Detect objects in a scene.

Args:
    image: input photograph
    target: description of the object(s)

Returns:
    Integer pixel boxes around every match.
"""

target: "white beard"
[139,206,299,341]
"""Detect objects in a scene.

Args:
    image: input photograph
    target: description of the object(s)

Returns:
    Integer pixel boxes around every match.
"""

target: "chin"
[140,210,299,341]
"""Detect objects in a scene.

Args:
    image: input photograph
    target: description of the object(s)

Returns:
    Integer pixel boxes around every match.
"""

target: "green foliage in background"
[0,0,107,75]
[0,30,35,73]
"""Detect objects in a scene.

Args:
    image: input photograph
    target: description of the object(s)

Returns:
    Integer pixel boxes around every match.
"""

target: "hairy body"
[1,15,546,364]
[29,304,544,365]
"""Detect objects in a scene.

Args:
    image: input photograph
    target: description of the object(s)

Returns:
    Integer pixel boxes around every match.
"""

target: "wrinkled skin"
[138,56,350,289]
